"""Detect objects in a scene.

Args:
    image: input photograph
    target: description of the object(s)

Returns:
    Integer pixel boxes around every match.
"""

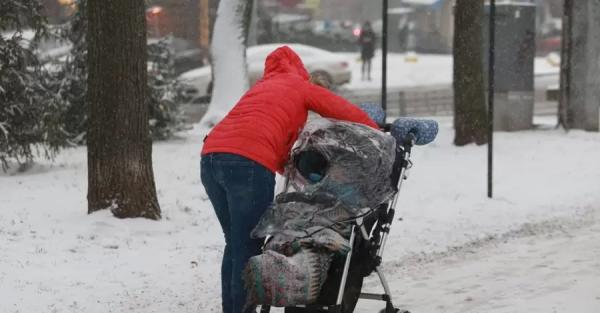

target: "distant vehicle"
[311,19,366,44]
[1,28,71,63]
[537,36,561,55]
[148,37,207,75]
[179,43,351,104]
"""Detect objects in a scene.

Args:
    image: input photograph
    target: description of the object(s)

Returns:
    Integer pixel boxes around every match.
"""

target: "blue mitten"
[391,118,439,145]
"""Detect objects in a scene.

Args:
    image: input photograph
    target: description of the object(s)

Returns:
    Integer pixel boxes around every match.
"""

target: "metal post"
[558,0,573,130]
[487,0,496,199]
[382,0,389,120]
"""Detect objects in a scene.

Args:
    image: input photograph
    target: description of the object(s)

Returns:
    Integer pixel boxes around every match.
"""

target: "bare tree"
[87,0,161,219]
[453,1,488,146]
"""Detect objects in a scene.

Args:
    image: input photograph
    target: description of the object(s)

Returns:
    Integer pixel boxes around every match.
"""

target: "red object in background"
[278,0,302,7]
[146,5,163,17]
[538,36,561,54]
[146,6,164,37]
[150,7,162,15]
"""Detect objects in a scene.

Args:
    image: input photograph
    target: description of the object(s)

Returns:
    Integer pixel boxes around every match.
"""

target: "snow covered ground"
[1,116,599,313]
[355,218,600,313]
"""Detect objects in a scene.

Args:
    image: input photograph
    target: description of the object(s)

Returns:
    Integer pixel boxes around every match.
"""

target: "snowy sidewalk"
[0,117,598,312]
[356,218,600,313]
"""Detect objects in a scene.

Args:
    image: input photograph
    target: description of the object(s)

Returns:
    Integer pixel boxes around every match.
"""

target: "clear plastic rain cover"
[286,118,396,209]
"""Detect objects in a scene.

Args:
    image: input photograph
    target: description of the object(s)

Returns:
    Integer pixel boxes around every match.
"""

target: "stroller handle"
[357,103,438,146]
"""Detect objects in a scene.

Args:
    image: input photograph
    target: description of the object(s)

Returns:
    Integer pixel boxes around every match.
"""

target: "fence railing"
[340,85,454,117]
[181,85,558,123]
[339,85,557,117]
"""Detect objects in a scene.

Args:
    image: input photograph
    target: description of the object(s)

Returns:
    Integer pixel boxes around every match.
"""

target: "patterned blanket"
[243,196,353,307]
[244,248,331,307]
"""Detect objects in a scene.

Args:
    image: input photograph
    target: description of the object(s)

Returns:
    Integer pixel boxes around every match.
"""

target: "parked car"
[537,36,561,55]
[149,37,207,75]
[178,43,351,104]
[2,28,72,64]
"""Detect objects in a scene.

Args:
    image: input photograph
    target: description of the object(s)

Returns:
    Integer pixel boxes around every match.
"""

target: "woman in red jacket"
[200,46,377,313]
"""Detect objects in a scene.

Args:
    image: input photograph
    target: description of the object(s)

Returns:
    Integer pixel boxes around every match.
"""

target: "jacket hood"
[263,46,310,80]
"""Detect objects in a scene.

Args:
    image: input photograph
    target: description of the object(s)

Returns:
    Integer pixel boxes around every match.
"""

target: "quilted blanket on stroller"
[244,195,353,307]
[244,246,332,306]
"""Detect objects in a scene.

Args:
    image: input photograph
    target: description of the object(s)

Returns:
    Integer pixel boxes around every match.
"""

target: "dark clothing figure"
[359,22,376,81]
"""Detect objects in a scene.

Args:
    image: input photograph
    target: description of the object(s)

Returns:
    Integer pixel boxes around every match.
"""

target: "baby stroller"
[247,104,438,313]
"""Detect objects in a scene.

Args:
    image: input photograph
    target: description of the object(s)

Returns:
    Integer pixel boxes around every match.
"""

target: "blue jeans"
[201,153,275,313]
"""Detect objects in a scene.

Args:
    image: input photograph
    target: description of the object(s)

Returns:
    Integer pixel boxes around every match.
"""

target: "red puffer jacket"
[201,46,378,174]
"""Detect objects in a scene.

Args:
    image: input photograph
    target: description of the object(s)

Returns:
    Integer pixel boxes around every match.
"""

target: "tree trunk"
[453,1,488,146]
[200,0,251,128]
[246,0,258,46]
[558,0,573,130]
[559,0,600,131]
[87,0,161,219]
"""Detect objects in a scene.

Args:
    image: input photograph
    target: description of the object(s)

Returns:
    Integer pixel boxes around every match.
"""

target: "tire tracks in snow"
[356,207,600,313]
[384,206,598,269]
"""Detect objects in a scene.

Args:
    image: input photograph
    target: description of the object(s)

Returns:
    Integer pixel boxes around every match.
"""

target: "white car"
[178,43,351,103]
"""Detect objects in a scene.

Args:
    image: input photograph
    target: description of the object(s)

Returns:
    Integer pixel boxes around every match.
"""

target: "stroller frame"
[259,129,417,313]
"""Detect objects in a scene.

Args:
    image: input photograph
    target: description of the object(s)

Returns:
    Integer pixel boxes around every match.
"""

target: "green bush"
[0,0,69,170]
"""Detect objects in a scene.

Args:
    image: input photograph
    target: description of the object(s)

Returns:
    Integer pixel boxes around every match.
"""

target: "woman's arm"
[305,83,379,129]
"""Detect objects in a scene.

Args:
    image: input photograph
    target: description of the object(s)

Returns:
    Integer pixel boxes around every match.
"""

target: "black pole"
[381,0,388,120]
[487,0,495,199]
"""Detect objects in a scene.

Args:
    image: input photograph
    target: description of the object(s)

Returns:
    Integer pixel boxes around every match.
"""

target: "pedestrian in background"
[359,21,376,81]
